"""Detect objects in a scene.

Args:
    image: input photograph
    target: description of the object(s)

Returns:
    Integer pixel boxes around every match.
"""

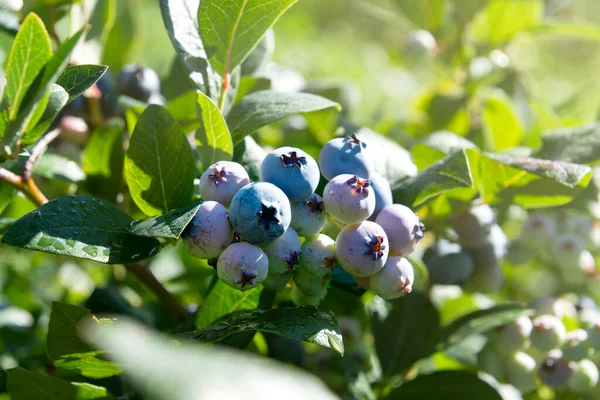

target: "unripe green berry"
[261,270,293,291]
[489,315,533,357]
[477,344,505,381]
[505,351,538,393]
[291,284,323,306]
[293,266,330,298]
[561,329,590,362]
[569,359,599,393]
[587,322,600,350]
[531,315,566,351]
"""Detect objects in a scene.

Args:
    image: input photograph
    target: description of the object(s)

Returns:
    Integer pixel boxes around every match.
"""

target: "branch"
[23,128,61,181]
[125,262,189,323]
[0,166,48,206]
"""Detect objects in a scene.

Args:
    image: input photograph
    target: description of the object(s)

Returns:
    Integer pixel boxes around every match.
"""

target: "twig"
[125,262,189,323]
[23,128,61,181]
[0,166,48,206]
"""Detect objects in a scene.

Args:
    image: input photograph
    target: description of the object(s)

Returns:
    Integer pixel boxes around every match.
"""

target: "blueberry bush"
[1,0,600,399]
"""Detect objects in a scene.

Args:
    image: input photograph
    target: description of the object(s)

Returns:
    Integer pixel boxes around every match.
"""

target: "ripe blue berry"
[369,256,414,299]
[489,315,533,357]
[260,147,320,201]
[538,350,573,388]
[299,234,336,278]
[569,359,599,393]
[182,201,233,259]
[117,64,162,102]
[318,135,373,180]
[561,329,590,362]
[323,174,375,224]
[336,221,389,277]
[367,173,393,221]
[217,243,269,291]
[375,204,424,256]
[422,239,474,285]
[505,351,538,393]
[199,161,250,207]
[290,193,326,237]
[453,204,495,249]
[261,227,301,275]
[531,315,566,351]
[229,182,291,244]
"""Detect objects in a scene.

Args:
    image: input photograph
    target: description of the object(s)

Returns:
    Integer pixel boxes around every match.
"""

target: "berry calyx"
[209,167,228,186]
[236,269,257,288]
[365,235,386,260]
[257,204,280,230]
[306,197,324,214]
[347,176,370,194]
[286,251,301,270]
[280,151,307,168]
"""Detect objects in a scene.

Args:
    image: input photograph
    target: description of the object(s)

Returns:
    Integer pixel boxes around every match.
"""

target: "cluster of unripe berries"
[507,210,599,289]
[182,134,425,303]
[423,203,507,292]
[478,296,600,395]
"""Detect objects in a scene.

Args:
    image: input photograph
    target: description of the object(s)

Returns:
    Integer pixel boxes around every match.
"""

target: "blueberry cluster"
[478,296,600,395]
[423,204,507,292]
[183,135,425,303]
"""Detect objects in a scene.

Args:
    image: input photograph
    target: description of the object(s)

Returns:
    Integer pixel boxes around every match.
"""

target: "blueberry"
[569,359,599,393]
[462,264,504,293]
[291,284,323,306]
[367,173,393,221]
[262,270,293,291]
[217,242,269,291]
[453,204,495,249]
[477,345,505,381]
[96,70,119,116]
[538,350,573,388]
[229,182,291,244]
[466,224,507,273]
[579,309,600,330]
[260,147,320,202]
[375,204,424,256]
[403,30,437,58]
[488,315,533,357]
[293,266,331,298]
[261,227,301,275]
[59,115,90,145]
[530,297,578,319]
[290,193,326,237]
[552,233,586,270]
[559,212,592,238]
[422,239,474,285]
[369,256,414,299]
[336,221,389,277]
[318,135,373,181]
[323,174,375,224]
[521,212,557,250]
[505,351,538,393]
[199,161,251,207]
[577,296,598,312]
[558,249,594,286]
[506,239,530,266]
[561,329,590,362]
[531,315,566,351]
[182,201,233,259]
[117,64,162,102]
[299,234,336,278]
[587,323,600,350]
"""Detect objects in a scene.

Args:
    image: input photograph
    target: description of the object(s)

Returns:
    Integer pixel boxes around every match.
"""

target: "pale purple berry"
[323,174,375,224]
[375,204,424,256]
[217,243,269,291]
[336,221,389,277]
[290,193,326,237]
[369,256,414,299]
[367,173,393,221]
[199,161,250,206]
[538,350,573,388]
[182,201,233,259]
[261,227,301,275]
[453,204,495,249]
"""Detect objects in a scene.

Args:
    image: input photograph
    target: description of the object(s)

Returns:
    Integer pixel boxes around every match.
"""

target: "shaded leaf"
[536,122,600,164]
[1,195,160,264]
[166,91,201,133]
[481,89,523,151]
[47,302,121,379]
[124,105,195,216]
[129,201,202,239]
[397,0,447,33]
[195,91,233,169]
[196,280,262,328]
[56,64,108,104]
[21,84,69,145]
[32,153,86,183]
[178,306,344,355]
[232,135,266,181]
[385,370,502,400]
[7,368,115,399]
[198,0,297,77]
[227,90,341,144]
[469,0,543,43]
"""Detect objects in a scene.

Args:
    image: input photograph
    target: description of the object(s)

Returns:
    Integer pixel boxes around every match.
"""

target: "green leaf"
[392,150,474,207]
[160,0,219,96]
[232,134,266,181]
[178,306,344,355]
[410,131,477,170]
[129,201,202,239]
[396,0,447,33]
[469,0,543,44]
[195,91,233,170]
[227,90,341,144]
[166,91,201,133]
[47,302,122,379]
[32,153,86,183]
[1,195,160,264]
[384,370,502,400]
[196,280,262,328]
[536,122,600,164]
[85,319,338,400]
[21,84,69,145]
[7,368,115,399]
[466,149,593,207]
[3,13,52,120]
[2,26,86,156]
[198,0,298,77]
[437,304,530,351]
[481,89,523,151]
[373,292,440,377]
[83,120,125,202]
[124,105,195,217]
[56,64,108,104]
